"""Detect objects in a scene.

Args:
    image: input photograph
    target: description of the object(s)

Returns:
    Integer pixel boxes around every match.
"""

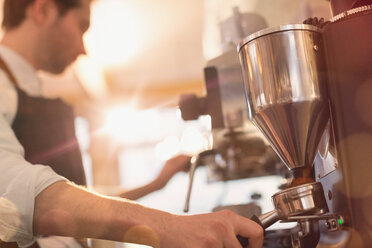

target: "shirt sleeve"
[0,113,67,247]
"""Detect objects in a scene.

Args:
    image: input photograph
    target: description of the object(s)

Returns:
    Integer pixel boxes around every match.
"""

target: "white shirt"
[0,45,67,247]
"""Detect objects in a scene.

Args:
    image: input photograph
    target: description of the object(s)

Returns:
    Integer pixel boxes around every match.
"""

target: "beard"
[36,25,76,74]
[42,58,70,74]
[36,43,73,74]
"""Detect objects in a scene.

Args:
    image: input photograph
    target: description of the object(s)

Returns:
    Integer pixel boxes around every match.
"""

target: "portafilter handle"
[257,209,280,229]
[237,210,280,247]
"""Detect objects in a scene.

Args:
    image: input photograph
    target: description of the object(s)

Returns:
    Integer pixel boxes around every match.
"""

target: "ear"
[27,0,59,26]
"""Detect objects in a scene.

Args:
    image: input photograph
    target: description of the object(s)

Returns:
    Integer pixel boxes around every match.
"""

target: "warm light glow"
[200,115,212,131]
[103,106,139,143]
[103,106,212,159]
[180,127,210,155]
[103,106,166,144]
[73,56,108,99]
[175,108,182,119]
[84,0,144,66]
[155,136,181,161]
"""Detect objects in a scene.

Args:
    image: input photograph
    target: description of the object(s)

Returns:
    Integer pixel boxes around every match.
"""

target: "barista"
[0,0,263,247]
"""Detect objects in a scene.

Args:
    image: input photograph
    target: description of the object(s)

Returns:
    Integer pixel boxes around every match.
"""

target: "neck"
[1,27,39,70]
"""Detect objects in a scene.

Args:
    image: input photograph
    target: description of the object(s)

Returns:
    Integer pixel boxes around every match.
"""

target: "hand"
[153,154,191,190]
[116,155,191,200]
[303,17,329,28]
[163,210,264,248]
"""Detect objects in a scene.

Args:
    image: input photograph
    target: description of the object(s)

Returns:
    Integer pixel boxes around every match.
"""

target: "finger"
[318,18,325,27]
[181,156,192,172]
[321,21,330,28]
[313,17,319,25]
[224,230,245,248]
[246,230,263,248]
[303,18,311,24]
[181,155,192,164]
[234,216,264,248]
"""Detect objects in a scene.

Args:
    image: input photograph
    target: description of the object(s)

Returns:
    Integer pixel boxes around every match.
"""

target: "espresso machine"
[179,49,285,218]
[179,47,294,247]
[179,50,282,183]
[237,4,372,248]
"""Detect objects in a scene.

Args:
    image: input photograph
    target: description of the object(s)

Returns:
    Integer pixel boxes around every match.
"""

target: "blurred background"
[0,0,331,247]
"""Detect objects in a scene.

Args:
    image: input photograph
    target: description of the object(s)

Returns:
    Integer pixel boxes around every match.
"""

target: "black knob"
[178,94,207,120]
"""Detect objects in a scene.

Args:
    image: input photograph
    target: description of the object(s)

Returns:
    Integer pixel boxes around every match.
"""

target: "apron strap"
[0,55,19,86]
[0,56,37,248]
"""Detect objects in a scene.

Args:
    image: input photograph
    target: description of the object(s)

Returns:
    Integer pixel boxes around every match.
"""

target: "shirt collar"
[0,44,42,96]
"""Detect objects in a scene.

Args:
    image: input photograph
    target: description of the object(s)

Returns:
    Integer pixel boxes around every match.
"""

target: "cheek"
[53,32,82,62]
[60,17,82,52]
[55,20,83,54]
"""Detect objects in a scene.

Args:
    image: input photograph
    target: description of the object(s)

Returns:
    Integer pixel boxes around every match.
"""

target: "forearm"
[119,179,162,200]
[120,154,191,200]
[33,181,264,248]
[33,181,172,247]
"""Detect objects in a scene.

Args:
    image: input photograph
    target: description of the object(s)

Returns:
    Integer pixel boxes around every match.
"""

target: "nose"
[78,37,87,56]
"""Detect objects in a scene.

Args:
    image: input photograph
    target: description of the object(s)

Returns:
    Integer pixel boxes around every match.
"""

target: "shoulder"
[0,69,16,89]
[0,70,18,125]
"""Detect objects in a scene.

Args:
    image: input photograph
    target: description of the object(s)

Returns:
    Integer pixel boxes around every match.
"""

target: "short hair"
[2,0,82,31]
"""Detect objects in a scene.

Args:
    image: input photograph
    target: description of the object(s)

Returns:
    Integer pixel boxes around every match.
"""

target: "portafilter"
[238,182,329,246]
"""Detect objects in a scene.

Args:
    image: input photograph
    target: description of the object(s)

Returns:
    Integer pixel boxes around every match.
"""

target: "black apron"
[0,57,86,185]
[0,57,87,248]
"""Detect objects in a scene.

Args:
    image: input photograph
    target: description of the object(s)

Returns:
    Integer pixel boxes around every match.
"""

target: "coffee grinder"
[238,5,372,247]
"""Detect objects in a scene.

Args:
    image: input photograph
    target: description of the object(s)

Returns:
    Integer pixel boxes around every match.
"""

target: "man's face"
[37,0,90,74]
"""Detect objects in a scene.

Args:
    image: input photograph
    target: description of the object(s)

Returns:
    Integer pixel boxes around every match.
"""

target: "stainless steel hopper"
[238,24,330,170]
